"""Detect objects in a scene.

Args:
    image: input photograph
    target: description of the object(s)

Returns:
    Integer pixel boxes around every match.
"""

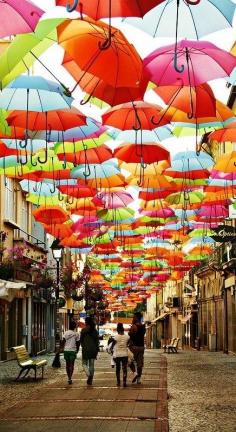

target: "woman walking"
[80,316,99,385]
[62,320,80,385]
[113,323,130,387]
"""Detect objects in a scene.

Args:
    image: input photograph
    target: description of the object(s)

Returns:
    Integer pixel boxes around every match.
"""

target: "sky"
[30,0,236,157]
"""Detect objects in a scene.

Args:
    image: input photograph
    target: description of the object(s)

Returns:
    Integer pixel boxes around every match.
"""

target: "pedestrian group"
[62,312,146,387]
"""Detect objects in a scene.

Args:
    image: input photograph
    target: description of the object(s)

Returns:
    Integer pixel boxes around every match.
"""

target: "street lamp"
[51,238,63,368]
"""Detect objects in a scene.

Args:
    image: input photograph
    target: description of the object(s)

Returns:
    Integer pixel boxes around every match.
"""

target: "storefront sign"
[210,225,236,242]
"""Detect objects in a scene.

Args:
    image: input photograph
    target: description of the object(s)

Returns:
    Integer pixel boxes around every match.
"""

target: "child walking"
[62,321,80,384]
[113,323,130,387]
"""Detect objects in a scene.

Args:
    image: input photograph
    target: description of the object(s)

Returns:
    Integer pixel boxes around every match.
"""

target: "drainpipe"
[222,273,228,354]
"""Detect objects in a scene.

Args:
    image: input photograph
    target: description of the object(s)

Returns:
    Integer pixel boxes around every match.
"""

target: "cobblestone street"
[0,349,236,431]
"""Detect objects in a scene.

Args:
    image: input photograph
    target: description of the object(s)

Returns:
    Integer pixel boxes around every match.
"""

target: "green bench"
[12,345,47,381]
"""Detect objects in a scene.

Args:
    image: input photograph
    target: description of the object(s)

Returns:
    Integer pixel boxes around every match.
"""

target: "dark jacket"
[80,327,99,360]
[129,323,146,347]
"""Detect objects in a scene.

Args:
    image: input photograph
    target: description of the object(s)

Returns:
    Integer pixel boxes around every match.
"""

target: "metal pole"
[52,259,61,368]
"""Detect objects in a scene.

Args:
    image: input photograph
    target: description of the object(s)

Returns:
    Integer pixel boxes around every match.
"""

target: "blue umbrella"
[125,0,236,39]
[29,118,103,141]
[168,151,214,171]
[0,76,73,111]
[19,180,59,196]
[71,160,120,180]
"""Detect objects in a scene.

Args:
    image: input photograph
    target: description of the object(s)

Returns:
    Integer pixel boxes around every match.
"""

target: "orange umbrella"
[7,108,87,131]
[62,53,147,106]
[154,83,216,118]
[86,174,127,189]
[214,151,236,172]
[114,142,170,164]
[57,18,146,100]
[60,235,88,248]
[44,222,73,239]
[57,144,112,165]
[208,122,236,142]
[102,101,172,130]
[33,206,69,224]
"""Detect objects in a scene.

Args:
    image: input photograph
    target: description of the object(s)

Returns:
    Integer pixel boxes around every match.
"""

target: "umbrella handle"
[185,0,201,4]
[49,182,56,194]
[66,0,79,12]
[173,51,184,73]
[58,190,64,202]
[67,195,74,204]
[132,102,142,131]
[80,93,93,105]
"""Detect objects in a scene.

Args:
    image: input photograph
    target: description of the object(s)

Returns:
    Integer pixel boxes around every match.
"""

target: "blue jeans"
[82,358,95,377]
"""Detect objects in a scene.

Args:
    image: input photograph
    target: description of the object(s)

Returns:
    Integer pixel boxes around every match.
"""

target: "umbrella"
[57,18,145,98]
[102,101,172,131]
[71,161,121,180]
[62,52,148,106]
[57,0,164,18]
[208,123,236,142]
[93,192,134,209]
[0,76,73,111]
[214,151,236,173]
[114,143,170,164]
[0,0,44,38]
[143,40,236,84]
[154,83,216,119]
[125,0,236,39]
[57,144,112,165]
[32,206,69,224]
[0,18,65,88]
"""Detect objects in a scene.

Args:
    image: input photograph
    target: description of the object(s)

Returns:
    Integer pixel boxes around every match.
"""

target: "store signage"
[210,225,236,243]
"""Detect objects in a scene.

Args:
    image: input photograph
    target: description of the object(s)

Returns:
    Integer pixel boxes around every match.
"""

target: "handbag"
[127,347,134,363]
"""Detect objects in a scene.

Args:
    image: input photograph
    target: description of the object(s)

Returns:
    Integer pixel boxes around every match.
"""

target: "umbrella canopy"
[93,192,134,209]
[56,0,164,18]
[102,101,172,130]
[0,76,73,111]
[0,0,44,38]
[57,18,145,96]
[125,0,236,39]
[154,83,216,118]
[33,206,69,224]
[143,40,236,86]
[114,143,170,164]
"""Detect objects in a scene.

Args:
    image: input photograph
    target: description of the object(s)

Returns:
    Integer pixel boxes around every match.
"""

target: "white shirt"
[63,330,80,352]
[113,334,130,358]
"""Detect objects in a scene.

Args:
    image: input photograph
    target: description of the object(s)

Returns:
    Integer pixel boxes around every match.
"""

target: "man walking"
[129,312,146,384]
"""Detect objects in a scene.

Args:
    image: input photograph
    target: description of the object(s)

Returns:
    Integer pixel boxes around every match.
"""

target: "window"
[21,198,28,237]
[5,178,17,221]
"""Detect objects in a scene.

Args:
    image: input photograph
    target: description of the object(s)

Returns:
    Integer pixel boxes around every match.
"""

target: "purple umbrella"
[0,0,44,38]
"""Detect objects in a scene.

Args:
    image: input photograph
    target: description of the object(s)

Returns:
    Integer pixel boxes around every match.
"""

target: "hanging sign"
[210,225,236,243]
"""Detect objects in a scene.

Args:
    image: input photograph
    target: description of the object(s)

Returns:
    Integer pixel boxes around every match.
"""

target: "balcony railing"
[14,228,46,250]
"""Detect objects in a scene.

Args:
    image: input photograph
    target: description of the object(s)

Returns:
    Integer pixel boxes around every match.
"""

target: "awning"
[181,313,192,324]
[151,313,169,324]
[0,280,27,301]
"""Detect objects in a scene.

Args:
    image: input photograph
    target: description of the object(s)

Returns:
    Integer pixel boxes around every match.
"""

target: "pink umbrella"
[143,40,236,86]
[197,205,228,218]
[139,208,175,218]
[0,0,44,38]
[92,191,134,209]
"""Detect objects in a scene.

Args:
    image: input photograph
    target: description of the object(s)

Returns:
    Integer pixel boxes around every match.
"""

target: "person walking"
[80,316,99,385]
[129,312,146,384]
[62,320,80,385]
[113,323,130,387]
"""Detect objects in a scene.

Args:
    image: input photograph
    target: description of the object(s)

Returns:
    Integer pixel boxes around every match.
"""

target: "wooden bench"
[167,338,180,353]
[163,338,175,353]
[12,345,47,381]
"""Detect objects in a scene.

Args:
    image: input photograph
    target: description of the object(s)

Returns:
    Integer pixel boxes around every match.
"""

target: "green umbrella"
[189,228,216,237]
[54,133,109,154]
[166,191,204,206]
[0,19,64,88]
[97,208,135,222]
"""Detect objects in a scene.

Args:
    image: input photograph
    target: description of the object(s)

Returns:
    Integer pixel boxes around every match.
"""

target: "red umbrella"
[57,0,164,18]
[7,108,87,131]
[154,83,216,119]
[57,144,112,165]
[114,143,170,164]
[102,101,172,130]
[57,183,96,199]
[33,206,69,224]
[62,53,148,106]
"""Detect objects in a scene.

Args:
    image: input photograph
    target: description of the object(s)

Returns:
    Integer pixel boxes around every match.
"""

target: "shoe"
[137,377,141,384]
[132,375,138,383]
[87,376,93,385]
[68,379,72,385]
